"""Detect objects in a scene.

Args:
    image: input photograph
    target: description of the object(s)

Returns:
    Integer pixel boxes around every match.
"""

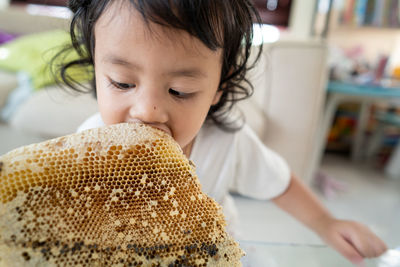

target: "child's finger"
[369,231,388,256]
[345,229,375,258]
[376,239,388,256]
[366,233,388,258]
[330,233,364,265]
[346,224,387,258]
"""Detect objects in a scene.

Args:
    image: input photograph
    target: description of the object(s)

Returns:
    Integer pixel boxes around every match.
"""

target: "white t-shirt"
[77,113,291,233]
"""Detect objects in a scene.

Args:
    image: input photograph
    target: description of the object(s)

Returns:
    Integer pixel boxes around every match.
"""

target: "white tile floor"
[234,153,400,266]
[235,154,400,246]
[1,125,400,266]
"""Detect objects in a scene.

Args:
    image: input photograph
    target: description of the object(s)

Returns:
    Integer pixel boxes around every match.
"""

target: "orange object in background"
[392,66,400,80]
[328,116,356,142]
[326,103,359,154]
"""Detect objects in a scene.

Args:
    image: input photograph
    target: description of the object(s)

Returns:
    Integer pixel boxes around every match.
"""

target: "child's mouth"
[128,122,171,137]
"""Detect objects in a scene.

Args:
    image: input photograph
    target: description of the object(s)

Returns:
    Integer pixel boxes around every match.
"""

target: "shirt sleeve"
[230,124,291,200]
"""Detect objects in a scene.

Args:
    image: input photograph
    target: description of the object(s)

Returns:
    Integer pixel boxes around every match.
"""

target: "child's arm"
[272,173,387,265]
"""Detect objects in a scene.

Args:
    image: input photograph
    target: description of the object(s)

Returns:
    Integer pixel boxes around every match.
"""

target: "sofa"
[0,5,328,184]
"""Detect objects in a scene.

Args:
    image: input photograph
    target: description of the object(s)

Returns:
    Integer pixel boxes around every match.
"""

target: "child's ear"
[212,90,223,105]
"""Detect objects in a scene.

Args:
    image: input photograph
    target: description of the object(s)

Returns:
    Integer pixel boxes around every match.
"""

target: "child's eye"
[110,80,136,90]
[169,88,190,99]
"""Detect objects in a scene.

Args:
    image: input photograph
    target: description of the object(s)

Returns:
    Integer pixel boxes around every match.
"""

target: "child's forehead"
[97,1,182,36]
[95,1,222,59]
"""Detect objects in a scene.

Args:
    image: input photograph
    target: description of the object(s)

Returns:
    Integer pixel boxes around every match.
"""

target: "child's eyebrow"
[103,55,137,68]
[103,55,207,79]
[167,68,207,79]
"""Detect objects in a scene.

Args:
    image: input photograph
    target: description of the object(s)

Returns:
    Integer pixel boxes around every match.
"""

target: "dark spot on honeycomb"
[201,243,218,257]
[60,245,69,255]
[40,248,49,255]
[0,161,3,172]
[32,240,46,249]
[178,255,188,264]
[89,243,98,250]
[185,244,197,253]
[21,252,30,261]
[169,258,188,267]
[71,242,83,253]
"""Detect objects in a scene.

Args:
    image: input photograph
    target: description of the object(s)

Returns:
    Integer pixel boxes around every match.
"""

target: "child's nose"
[129,89,168,125]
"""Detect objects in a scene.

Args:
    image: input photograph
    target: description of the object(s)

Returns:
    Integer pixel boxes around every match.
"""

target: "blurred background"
[0,0,399,266]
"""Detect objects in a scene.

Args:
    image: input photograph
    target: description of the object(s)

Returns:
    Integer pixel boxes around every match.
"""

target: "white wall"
[287,0,318,40]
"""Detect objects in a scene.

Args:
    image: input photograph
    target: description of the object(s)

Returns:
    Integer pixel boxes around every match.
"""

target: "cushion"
[10,85,98,138]
[0,70,18,110]
[0,29,91,89]
[0,31,17,45]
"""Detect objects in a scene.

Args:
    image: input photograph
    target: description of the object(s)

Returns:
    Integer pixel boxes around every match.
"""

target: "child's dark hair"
[58,0,262,131]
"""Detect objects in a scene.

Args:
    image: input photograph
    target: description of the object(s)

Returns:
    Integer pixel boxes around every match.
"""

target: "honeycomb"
[0,123,244,266]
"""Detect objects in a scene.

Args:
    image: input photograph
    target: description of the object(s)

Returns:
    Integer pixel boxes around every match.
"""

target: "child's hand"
[316,218,387,266]
[272,175,387,265]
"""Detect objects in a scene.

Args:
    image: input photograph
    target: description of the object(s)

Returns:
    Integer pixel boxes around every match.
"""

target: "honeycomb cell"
[0,123,243,266]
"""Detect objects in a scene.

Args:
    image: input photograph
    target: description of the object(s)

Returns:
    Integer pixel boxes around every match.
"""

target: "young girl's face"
[94,2,223,156]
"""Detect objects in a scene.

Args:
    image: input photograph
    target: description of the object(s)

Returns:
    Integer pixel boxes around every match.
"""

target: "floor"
[1,124,400,266]
[235,154,400,246]
[234,154,400,266]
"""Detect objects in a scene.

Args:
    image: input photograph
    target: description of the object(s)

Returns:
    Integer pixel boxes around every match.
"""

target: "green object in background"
[0,29,92,90]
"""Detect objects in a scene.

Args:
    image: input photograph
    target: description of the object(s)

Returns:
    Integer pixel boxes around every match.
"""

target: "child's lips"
[148,124,171,136]
[125,120,171,136]
[128,122,171,136]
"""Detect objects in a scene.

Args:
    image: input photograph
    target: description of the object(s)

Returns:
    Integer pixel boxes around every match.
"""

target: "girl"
[59,0,387,265]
